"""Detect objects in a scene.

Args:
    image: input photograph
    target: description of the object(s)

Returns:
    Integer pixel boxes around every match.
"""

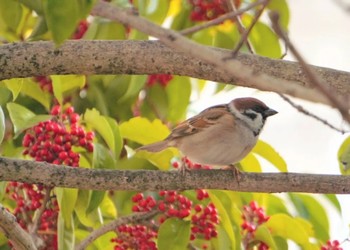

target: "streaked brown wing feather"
[169,104,228,139]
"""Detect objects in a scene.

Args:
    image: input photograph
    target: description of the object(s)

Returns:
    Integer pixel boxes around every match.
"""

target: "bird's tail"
[137,141,169,152]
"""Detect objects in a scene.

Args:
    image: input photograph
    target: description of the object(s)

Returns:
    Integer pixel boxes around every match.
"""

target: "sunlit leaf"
[137,0,170,24]
[240,153,261,172]
[135,148,177,170]
[86,190,105,214]
[0,106,4,144]
[289,194,329,241]
[58,213,75,250]
[84,109,123,160]
[118,75,147,103]
[56,187,78,228]
[84,18,126,40]
[255,225,277,250]
[75,190,102,228]
[267,0,290,30]
[338,136,350,174]
[19,0,43,14]
[158,218,190,250]
[119,117,170,145]
[2,78,23,100]
[253,140,287,172]
[99,194,117,219]
[0,0,23,33]
[28,16,48,40]
[165,76,191,122]
[266,214,312,247]
[6,102,52,137]
[208,191,236,250]
[51,75,86,105]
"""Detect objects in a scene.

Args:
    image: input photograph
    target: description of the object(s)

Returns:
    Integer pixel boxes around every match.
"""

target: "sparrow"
[137,97,277,174]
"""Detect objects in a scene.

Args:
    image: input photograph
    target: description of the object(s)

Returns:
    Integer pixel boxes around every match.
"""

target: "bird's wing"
[169,104,229,139]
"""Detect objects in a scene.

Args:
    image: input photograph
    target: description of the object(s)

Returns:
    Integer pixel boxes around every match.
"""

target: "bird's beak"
[264,108,278,117]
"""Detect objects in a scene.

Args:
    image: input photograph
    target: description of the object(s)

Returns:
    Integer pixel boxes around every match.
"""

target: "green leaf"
[267,0,290,30]
[208,191,236,250]
[289,194,329,241]
[84,18,127,40]
[43,0,79,44]
[2,78,23,100]
[86,190,106,214]
[75,190,103,228]
[56,187,78,228]
[135,148,177,171]
[255,225,277,250]
[99,194,117,219]
[165,76,191,122]
[28,16,48,40]
[240,153,261,172]
[58,213,75,250]
[242,15,281,58]
[6,102,52,137]
[118,75,147,103]
[0,0,23,33]
[84,109,123,160]
[93,143,116,169]
[120,117,170,145]
[252,140,287,172]
[323,194,341,214]
[265,214,312,247]
[137,0,170,24]
[51,75,86,105]
[158,218,190,250]
[19,0,43,14]
[0,106,4,144]
[338,136,350,174]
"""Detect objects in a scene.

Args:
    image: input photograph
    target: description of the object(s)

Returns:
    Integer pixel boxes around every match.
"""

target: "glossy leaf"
[2,78,23,100]
[266,214,312,247]
[323,194,341,213]
[75,190,103,228]
[51,75,86,105]
[338,136,350,174]
[242,15,281,58]
[84,109,123,160]
[165,76,191,122]
[118,75,147,103]
[158,218,191,250]
[6,102,52,137]
[0,0,23,33]
[208,191,236,250]
[255,225,277,250]
[86,190,106,214]
[119,117,170,145]
[0,106,4,144]
[56,187,78,228]
[58,213,75,250]
[267,0,290,30]
[289,194,329,241]
[253,140,287,172]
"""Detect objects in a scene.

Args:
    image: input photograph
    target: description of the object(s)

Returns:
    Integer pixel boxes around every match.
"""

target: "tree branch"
[1,40,350,106]
[0,204,37,250]
[0,157,349,194]
[76,211,158,250]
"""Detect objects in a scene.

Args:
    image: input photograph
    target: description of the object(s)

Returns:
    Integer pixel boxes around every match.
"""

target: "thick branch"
[0,157,349,194]
[0,204,37,250]
[0,41,349,106]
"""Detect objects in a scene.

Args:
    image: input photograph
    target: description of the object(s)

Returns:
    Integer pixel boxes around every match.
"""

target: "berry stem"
[29,187,52,235]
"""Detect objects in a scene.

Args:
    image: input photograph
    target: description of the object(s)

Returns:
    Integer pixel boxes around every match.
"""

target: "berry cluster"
[112,189,219,249]
[34,76,53,93]
[132,191,192,221]
[172,157,212,170]
[189,0,229,21]
[112,224,157,250]
[72,20,89,39]
[5,182,59,249]
[321,240,343,250]
[241,201,270,250]
[22,105,94,167]
[146,74,173,87]
[191,202,219,240]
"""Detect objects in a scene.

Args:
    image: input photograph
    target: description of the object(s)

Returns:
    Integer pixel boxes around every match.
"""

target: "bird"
[137,97,277,176]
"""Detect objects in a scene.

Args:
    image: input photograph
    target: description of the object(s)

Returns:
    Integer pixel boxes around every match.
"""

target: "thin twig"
[269,11,350,124]
[231,0,269,56]
[225,0,254,53]
[279,94,349,134]
[29,187,52,235]
[76,211,158,250]
[180,0,266,35]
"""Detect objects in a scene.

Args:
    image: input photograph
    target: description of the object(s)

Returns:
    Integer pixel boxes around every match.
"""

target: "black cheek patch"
[243,111,257,120]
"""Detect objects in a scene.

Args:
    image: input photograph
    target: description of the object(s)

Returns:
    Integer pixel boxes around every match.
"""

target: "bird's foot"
[228,164,242,184]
